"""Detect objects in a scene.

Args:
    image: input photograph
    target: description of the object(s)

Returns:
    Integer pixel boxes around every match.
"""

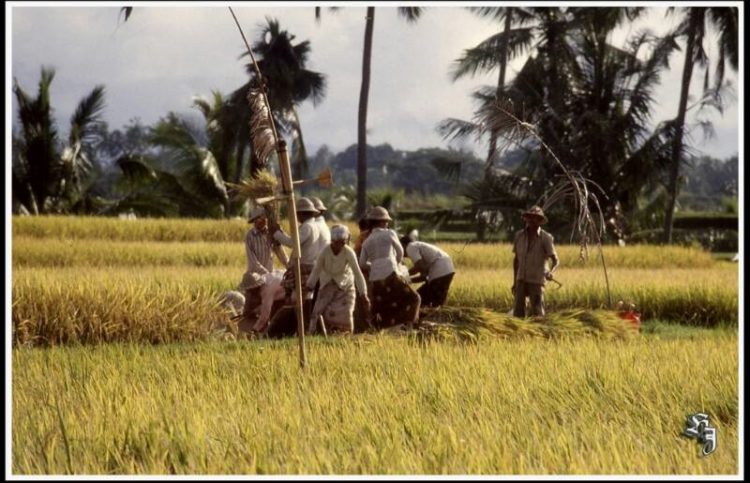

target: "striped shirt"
[245,227,273,275]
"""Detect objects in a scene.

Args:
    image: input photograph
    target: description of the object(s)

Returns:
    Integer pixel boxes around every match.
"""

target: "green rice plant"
[11,335,738,474]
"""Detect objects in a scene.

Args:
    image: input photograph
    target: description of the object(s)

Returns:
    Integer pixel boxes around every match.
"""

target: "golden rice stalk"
[226,169,278,200]
[248,87,277,166]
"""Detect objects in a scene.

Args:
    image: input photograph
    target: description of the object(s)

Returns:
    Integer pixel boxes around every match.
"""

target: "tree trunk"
[664,20,697,244]
[485,10,513,178]
[356,7,375,218]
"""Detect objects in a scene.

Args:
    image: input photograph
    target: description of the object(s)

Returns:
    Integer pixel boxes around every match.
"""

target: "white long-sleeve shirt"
[315,216,331,256]
[405,241,454,280]
[359,227,404,282]
[273,218,321,266]
[307,245,367,296]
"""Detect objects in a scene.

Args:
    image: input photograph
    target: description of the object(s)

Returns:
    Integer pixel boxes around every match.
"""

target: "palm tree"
[223,18,326,184]
[106,112,229,218]
[316,7,422,217]
[451,7,537,175]
[440,7,677,241]
[662,7,738,243]
[13,66,105,214]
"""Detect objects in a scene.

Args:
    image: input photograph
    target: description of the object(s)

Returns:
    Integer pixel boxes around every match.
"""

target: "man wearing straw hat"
[239,205,283,327]
[270,197,322,319]
[512,205,559,317]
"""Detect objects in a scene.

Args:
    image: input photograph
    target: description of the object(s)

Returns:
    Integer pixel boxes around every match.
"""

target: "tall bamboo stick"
[229,7,306,367]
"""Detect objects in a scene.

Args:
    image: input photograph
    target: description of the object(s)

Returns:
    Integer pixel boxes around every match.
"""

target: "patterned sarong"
[371,272,420,328]
[310,281,356,333]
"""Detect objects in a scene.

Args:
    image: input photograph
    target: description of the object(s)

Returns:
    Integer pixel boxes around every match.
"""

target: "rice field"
[10,216,741,475]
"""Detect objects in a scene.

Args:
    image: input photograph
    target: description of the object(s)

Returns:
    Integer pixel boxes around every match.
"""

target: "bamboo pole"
[229,7,306,367]
[277,141,306,368]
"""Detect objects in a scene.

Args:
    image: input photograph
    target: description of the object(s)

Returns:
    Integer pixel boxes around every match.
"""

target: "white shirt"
[273,217,321,266]
[359,227,404,282]
[307,245,367,296]
[406,241,454,281]
[315,216,331,256]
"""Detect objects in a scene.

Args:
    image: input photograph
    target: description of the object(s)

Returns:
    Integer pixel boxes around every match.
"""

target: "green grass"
[12,335,738,475]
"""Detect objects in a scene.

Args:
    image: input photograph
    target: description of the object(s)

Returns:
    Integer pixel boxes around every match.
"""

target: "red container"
[618,310,641,330]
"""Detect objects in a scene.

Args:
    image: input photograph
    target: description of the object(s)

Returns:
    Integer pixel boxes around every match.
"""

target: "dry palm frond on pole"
[489,99,613,307]
[228,7,307,367]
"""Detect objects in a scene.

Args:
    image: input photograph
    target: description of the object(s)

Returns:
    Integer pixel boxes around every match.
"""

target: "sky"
[7,2,742,161]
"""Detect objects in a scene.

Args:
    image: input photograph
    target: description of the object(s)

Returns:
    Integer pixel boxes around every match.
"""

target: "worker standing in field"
[240,206,285,326]
[512,205,559,317]
[270,197,322,319]
[359,206,421,329]
[400,231,455,308]
[306,225,370,334]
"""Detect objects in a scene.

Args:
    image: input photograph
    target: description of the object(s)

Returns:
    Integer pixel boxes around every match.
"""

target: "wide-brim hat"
[522,205,548,224]
[367,206,392,221]
[310,196,327,212]
[295,197,320,214]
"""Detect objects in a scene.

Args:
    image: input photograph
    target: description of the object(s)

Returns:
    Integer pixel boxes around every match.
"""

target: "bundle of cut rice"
[226,170,281,223]
[413,307,638,343]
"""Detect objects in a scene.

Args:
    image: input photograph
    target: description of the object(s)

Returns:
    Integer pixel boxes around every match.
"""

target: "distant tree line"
[12,6,738,247]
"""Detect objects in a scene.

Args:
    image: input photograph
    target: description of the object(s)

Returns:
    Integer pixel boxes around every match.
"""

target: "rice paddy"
[9,216,740,475]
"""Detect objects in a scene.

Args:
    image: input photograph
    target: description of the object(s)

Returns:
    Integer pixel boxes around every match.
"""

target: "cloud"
[9,4,739,161]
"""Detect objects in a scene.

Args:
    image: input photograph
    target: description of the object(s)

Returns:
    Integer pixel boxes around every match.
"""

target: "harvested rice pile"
[412,307,639,343]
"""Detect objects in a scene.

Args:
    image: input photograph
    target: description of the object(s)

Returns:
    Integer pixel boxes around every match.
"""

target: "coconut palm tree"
[662,6,738,243]
[451,7,537,175]
[13,66,106,214]
[440,7,678,241]
[223,17,326,184]
[315,7,422,217]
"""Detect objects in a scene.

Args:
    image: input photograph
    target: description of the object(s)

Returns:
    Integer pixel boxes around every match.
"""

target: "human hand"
[544,271,554,281]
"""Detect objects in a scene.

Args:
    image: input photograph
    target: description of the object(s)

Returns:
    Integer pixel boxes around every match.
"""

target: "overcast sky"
[7,2,742,161]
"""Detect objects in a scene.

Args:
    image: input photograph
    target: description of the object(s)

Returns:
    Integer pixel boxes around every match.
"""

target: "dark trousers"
[513,281,545,317]
[417,273,454,308]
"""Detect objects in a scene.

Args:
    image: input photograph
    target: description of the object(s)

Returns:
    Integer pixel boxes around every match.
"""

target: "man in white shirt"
[306,225,369,334]
[269,197,322,321]
[310,197,331,256]
[359,206,421,329]
[400,231,455,308]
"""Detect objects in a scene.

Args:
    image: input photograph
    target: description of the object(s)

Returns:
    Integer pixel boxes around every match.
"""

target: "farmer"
[306,225,370,334]
[310,196,331,256]
[240,205,284,325]
[400,231,455,308]
[512,205,559,317]
[359,206,421,329]
[270,197,322,319]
